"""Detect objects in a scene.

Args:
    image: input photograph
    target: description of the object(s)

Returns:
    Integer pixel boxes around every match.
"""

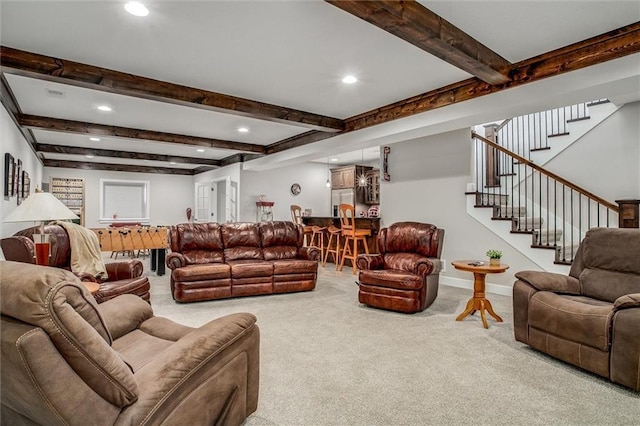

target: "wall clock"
[290,183,301,196]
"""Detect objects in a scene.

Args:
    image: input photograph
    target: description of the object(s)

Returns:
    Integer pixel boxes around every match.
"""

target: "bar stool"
[290,204,313,246]
[309,225,326,259]
[323,225,342,267]
[338,204,371,274]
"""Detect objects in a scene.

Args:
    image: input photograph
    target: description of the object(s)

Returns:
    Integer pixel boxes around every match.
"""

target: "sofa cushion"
[382,222,439,258]
[226,260,273,278]
[271,259,317,275]
[529,292,613,351]
[580,268,640,303]
[384,253,425,274]
[359,269,423,290]
[0,262,138,407]
[259,221,302,260]
[173,223,224,264]
[222,223,264,261]
[172,263,231,281]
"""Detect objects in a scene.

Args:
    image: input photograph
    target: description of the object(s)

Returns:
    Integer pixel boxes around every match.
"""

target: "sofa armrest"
[514,270,581,294]
[415,258,441,277]
[119,313,259,424]
[104,259,143,281]
[298,246,320,261]
[356,254,384,271]
[166,252,187,270]
[98,294,154,340]
[77,272,98,282]
[614,293,640,311]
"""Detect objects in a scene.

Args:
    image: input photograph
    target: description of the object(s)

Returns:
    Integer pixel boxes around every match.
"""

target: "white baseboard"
[440,276,512,297]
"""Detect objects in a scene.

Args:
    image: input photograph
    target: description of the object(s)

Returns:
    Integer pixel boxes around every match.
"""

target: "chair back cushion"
[379,222,442,258]
[13,224,72,268]
[222,222,264,261]
[171,223,224,264]
[0,261,138,407]
[259,221,302,260]
[575,228,640,302]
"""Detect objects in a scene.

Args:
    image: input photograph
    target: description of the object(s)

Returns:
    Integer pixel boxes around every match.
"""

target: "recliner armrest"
[118,313,259,424]
[514,270,581,294]
[356,254,384,270]
[415,258,441,276]
[166,252,187,269]
[105,259,143,281]
[614,293,640,311]
[298,246,320,261]
[98,294,154,340]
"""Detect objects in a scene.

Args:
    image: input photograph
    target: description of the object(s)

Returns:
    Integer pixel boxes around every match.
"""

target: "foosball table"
[92,226,169,275]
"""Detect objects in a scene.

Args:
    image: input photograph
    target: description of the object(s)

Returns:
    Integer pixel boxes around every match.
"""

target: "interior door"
[194,182,216,222]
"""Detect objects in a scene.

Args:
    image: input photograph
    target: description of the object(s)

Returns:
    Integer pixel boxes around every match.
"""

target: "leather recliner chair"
[356,222,445,313]
[0,224,150,303]
[513,227,640,391]
[0,261,260,425]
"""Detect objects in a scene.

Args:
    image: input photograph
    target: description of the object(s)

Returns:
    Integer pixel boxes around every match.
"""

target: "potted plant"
[486,249,502,266]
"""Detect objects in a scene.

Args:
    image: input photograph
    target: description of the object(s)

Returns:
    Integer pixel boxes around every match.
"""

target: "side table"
[451,260,509,328]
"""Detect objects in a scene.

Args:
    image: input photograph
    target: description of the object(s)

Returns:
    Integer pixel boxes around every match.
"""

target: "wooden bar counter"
[301,216,381,254]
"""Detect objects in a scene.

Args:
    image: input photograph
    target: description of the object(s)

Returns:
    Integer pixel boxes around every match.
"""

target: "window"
[100,179,150,223]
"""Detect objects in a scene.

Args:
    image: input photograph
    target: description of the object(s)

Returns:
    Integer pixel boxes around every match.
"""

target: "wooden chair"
[290,204,313,246]
[323,225,342,267]
[338,204,371,274]
[309,225,327,260]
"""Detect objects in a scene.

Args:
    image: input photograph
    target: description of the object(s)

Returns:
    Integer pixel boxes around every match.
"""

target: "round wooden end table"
[83,281,100,296]
[451,260,509,329]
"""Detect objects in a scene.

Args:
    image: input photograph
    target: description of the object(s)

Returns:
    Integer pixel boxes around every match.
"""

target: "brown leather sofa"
[1,224,150,303]
[0,261,260,425]
[167,221,320,302]
[356,222,445,313]
[513,227,640,391]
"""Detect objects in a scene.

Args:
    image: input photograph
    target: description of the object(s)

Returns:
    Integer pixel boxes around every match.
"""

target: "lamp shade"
[3,192,79,223]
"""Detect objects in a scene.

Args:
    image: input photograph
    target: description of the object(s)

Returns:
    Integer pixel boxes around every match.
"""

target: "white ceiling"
[1,0,639,171]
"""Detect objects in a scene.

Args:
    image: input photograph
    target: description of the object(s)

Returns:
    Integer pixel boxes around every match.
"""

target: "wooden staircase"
[468,100,620,269]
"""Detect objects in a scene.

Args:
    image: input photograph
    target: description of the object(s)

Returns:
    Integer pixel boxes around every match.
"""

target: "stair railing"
[493,100,609,174]
[472,131,618,264]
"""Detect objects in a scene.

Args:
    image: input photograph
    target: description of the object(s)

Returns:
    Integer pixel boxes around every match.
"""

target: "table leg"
[156,249,166,276]
[483,299,503,323]
[455,298,475,321]
[150,249,157,272]
[456,271,502,328]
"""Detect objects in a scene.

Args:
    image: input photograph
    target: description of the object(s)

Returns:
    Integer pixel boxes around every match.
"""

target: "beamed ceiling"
[1,1,639,175]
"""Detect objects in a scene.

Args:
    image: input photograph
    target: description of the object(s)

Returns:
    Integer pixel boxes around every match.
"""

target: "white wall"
[380,128,541,289]
[42,168,193,228]
[545,101,640,201]
[1,105,44,240]
[240,162,331,222]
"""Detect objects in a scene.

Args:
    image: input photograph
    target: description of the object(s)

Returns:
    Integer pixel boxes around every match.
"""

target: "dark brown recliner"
[0,224,150,303]
[0,261,259,425]
[513,227,640,391]
[356,222,445,313]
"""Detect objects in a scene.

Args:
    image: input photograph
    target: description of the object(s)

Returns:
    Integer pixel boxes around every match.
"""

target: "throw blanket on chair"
[54,221,108,280]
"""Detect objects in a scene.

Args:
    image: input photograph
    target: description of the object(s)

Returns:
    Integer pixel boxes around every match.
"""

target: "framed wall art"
[22,170,30,200]
[4,153,14,200]
[16,159,22,205]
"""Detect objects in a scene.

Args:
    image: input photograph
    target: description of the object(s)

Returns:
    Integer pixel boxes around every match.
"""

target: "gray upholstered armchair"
[0,261,260,425]
[513,227,640,391]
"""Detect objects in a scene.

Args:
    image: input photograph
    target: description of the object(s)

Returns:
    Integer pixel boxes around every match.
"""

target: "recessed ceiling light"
[196,148,205,152]
[85,155,95,159]
[238,127,249,133]
[342,75,358,84]
[97,105,112,112]
[90,137,100,142]
[125,1,149,17]
[331,158,338,162]
[170,162,176,165]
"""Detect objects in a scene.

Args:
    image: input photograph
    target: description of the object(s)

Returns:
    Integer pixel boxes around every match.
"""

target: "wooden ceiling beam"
[266,130,337,155]
[345,21,640,132]
[36,143,221,166]
[42,159,194,175]
[0,46,345,132]
[18,114,266,154]
[326,0,512,85]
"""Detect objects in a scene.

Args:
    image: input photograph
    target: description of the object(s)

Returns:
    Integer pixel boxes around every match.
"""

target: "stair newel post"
[483,124,500,191]
[616,199,640,228]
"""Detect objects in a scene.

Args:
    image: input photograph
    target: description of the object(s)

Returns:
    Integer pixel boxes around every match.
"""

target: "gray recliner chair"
[513,227,640,391]
[0,261,260,425]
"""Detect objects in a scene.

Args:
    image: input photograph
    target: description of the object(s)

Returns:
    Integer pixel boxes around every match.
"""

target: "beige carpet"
[136,257,639,425]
